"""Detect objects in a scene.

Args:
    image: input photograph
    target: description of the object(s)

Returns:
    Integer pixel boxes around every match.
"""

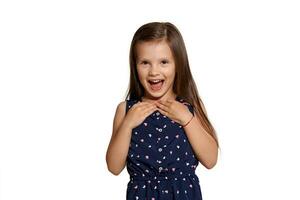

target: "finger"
[145,103,157,111]
[139,101,153,108]
[131,102,140,108]
[147,102,158,109]
[143,101,156,107]
[146,106,158,115]
[159,100,171,107]
[157,108,167,116]
[156,101,168,110]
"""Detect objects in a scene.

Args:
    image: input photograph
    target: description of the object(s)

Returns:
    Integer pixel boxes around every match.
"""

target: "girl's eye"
[141,61,148,65]
[161,60,168,64]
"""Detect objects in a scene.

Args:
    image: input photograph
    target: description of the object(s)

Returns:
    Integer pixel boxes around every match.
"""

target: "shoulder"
[111,101,127,136]
[118,100,126,108]
[115,99,139,116]
[115,101,126,115]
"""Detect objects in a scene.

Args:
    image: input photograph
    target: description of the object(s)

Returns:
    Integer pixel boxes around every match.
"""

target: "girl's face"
[135,40,176,101]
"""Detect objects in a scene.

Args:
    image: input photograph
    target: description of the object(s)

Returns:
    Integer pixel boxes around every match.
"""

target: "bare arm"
[183,113,218,169]
[105,101,132,175]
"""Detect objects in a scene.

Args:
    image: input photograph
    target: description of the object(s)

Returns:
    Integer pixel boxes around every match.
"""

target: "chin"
[146,88,170,100]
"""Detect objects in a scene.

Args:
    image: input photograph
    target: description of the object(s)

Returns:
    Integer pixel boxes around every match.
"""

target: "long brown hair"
[125,21,220,149]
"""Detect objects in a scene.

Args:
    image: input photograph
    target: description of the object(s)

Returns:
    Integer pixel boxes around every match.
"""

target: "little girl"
[106,22,219,200]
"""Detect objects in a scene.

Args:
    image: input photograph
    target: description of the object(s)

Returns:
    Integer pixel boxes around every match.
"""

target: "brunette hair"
[125,21,219,148]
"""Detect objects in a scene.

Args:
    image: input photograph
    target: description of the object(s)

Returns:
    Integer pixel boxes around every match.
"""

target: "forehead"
[135,40,174,60]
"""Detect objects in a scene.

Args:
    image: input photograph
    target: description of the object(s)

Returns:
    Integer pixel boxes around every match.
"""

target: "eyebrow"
[138,57,170,62]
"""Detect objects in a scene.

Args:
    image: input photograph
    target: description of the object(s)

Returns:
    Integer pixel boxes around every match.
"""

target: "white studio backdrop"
[0,0,299,199]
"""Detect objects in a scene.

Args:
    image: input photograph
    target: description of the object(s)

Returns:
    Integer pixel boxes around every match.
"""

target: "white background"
[1,0,299,199]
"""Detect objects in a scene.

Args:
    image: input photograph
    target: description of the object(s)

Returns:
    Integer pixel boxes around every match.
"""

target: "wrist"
[182,114,193,127]
[122,119,134,131]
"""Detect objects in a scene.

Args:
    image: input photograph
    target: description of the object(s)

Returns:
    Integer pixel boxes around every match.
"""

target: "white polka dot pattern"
[125,96,202,200]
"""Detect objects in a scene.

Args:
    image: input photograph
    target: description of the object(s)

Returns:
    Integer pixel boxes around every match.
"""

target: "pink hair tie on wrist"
[182,115,193,127]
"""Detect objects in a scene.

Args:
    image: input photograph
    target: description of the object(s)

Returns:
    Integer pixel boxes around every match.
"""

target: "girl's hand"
[155,99,193,126]
[124,101,157,129]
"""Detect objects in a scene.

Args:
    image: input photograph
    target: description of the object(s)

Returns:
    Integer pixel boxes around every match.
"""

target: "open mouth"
[148,79,165,91]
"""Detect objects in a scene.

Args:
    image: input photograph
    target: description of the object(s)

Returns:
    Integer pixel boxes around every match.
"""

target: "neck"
[141,93,177,103]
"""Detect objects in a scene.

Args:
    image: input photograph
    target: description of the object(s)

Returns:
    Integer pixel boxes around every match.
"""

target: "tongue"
[150,81,163,91]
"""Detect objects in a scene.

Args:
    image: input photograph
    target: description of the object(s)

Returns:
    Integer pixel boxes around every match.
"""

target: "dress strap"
[125,99,139,114]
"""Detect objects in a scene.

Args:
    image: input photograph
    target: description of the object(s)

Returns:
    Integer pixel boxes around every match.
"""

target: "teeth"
[149,79,162,83]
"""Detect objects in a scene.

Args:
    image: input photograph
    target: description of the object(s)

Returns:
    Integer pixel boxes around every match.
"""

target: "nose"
[149,64,160,76]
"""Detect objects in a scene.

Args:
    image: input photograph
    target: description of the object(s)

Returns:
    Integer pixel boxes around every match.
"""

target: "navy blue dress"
[125,96,202,200]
